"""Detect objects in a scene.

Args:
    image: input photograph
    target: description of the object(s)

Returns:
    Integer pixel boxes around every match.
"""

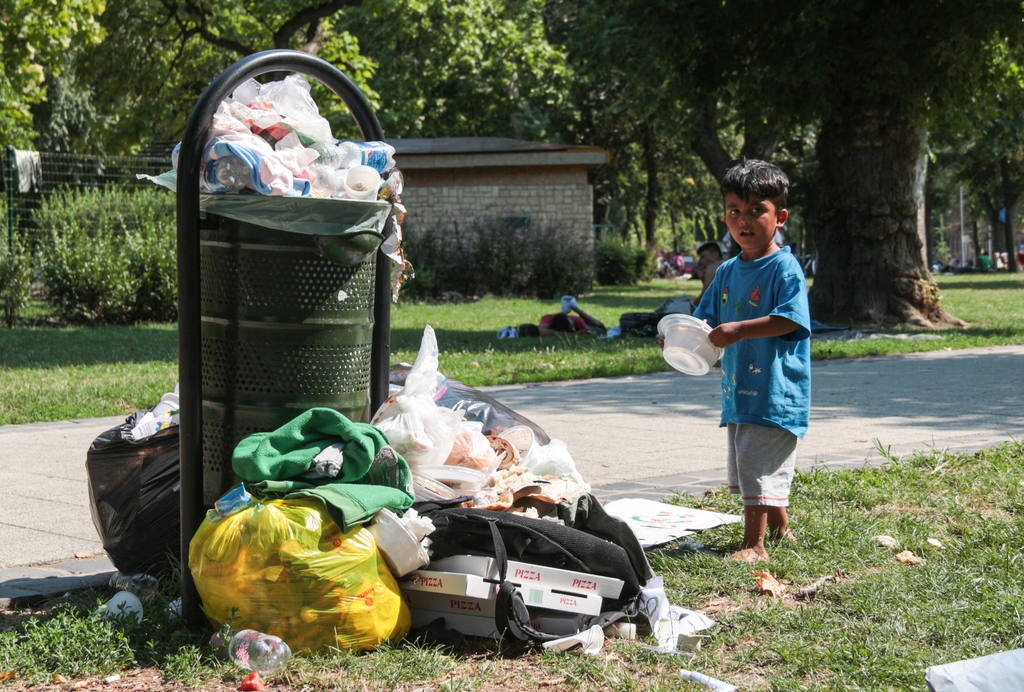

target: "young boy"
[683,159,811,562]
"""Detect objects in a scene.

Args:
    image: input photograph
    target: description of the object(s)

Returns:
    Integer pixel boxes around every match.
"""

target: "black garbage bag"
[86,412,180,574]
[389,364,550,444]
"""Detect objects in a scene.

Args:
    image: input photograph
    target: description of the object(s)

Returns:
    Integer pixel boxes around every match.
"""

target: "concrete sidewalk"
[3,344,1023,602]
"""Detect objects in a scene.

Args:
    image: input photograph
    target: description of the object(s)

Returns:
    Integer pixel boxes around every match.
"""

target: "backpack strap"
[486,518,566,643]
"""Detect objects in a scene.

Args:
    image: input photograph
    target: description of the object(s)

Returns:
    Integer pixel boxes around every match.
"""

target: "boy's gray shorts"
[726,423,798,507]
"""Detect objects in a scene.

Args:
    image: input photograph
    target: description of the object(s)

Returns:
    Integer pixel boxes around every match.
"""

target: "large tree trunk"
[809,103,962,327]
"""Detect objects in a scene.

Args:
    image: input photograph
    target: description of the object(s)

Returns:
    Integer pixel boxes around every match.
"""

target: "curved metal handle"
[176,50,390,627]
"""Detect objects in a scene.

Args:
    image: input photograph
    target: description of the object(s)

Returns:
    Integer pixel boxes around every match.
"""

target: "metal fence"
[3,146,172,248]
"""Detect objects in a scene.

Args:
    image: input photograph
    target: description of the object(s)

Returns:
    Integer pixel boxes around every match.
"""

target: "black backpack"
[618,312,661,337]
[424,506,648,642]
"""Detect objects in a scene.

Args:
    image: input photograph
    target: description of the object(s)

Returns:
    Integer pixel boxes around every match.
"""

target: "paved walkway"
[3,344,1023,604]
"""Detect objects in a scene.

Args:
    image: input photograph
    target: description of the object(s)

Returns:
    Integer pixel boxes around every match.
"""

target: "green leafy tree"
[950,44,1024,273]
[0,0,105,147]
[72,0,374,152]
[597,0,1024,326]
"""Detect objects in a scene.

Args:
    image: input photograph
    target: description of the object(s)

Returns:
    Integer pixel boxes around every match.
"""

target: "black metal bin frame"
[176,49,394,626]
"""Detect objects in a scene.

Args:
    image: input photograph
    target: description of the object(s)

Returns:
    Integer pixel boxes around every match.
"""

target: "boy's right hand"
[657,335,665,350]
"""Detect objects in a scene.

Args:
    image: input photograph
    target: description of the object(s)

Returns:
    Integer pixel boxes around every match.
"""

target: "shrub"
[402,218,593,300]
[38,186,177,324]
[0,233,33,327]
[594,237,637,286]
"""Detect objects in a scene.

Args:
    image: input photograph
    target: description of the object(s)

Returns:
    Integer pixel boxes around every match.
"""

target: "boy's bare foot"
[730,547,769,562]
[771,529,797,544]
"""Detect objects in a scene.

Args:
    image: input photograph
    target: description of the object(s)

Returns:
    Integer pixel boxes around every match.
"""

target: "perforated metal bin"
[197,201,387,503]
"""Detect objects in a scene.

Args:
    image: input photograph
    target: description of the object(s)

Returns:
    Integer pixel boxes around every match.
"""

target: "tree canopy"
[5,0,1024,321]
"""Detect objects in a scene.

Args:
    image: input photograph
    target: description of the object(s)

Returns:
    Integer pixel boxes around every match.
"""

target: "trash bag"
[389,364,551,445]
[86,412,180,575]
[373,326,463,467]
[189,497,409,653]
[434,380,551,445]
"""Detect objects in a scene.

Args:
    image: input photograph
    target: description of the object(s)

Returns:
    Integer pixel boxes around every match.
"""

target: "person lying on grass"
[533,296,607,336]
[661,159,811,562]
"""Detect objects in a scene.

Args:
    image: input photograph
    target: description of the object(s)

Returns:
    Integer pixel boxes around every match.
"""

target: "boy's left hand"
[708,322,743,348]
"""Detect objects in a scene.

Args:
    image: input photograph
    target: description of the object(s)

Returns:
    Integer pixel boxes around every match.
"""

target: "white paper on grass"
[541,625,605,655]
[925,649,1024,692]
[603,498,742,548]
[654,606,715,650]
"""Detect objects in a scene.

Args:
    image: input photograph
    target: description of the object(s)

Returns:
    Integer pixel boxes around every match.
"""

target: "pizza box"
[407,608,501,639]
[402,579,604,616]
[430,554,624,599]
[402,569,496,600]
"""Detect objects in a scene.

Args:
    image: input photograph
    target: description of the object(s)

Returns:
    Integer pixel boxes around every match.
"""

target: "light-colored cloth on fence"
[14,150,42,193]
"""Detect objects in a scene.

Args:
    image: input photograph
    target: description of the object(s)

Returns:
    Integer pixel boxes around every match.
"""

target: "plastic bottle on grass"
[226,630,292,675]
[108,572,158,603]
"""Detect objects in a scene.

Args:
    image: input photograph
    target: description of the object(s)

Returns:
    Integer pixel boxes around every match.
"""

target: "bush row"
[3,186,177,326]
[401,217,595,300]
[2,187,659,324]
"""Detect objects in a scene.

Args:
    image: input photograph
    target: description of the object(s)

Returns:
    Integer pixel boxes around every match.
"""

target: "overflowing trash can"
[176,49,396,624]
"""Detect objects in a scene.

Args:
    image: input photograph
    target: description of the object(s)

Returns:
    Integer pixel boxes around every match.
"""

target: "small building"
[392,138,608,242]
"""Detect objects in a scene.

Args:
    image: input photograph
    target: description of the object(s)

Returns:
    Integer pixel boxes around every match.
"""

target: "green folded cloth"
[232,408,414,532]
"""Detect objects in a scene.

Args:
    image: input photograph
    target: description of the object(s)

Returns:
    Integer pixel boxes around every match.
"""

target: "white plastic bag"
[372,326,462,467]
[529,439,590,490]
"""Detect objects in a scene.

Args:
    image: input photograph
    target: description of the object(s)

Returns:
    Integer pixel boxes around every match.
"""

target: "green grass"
[1,273,1022,425]
[3,442,1023,690]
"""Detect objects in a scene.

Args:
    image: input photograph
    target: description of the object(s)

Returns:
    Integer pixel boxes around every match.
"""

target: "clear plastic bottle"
[108,572,159,604]
[336,141,396,173]
[205,155,251,192]
[227,630,292,675]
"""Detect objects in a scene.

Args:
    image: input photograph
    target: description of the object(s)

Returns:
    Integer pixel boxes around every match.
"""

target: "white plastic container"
[416,465,488,492]
[343,165,381,199]
[368,508,429,577]
[497,425,535,455]
[657,314,723,376]
[411,470,459,502]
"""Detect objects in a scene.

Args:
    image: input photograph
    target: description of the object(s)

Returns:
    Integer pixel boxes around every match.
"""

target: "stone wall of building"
[401,182,594,243]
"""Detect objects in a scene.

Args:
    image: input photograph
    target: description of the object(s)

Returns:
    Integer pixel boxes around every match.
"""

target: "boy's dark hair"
[720,159,788,209]
[549,313,577,332]
[696,241,723,258]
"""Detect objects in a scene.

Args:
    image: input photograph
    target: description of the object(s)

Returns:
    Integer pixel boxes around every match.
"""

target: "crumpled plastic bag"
[526,438,590,490]
[372,326,463,467]
[189,497,409,653]
[234,74,334,145]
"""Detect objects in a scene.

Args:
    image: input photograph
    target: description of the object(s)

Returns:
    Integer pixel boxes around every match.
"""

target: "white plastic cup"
[343,165,381,200]
[657,314,723,376]
[368,508,429,577]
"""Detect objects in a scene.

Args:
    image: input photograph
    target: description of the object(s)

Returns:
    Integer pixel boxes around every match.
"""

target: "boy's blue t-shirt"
[693,246,811,438]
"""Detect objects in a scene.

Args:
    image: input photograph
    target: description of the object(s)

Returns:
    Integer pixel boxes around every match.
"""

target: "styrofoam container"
[657,314,723,376]
[368,509,429,577]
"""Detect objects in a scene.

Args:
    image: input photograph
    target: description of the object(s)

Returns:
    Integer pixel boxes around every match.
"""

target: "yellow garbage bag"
[189,497,410,653]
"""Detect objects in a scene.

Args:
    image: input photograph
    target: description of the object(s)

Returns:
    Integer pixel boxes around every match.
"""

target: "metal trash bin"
[176,49,395,625]
[197,196,389,503]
